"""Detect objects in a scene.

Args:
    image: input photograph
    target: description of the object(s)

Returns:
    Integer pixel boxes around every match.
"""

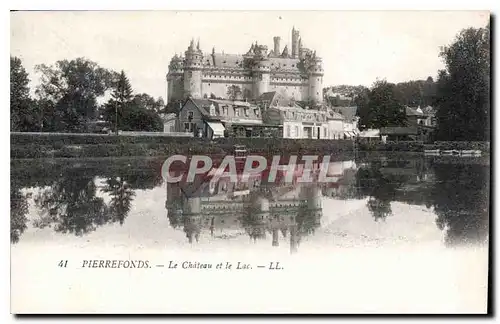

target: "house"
[380,127,418,141]
[178,97,282,139]
[332,106,360,139]
[162,113,178,133]
[264,105,329,139]
[326,110,345,139]
[406,106,436,127]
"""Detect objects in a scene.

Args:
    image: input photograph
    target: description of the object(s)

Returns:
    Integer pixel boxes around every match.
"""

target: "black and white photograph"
[9,10,491,314]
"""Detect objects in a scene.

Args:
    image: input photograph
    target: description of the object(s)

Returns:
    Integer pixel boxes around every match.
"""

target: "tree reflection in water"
[432,163,489,246]
[101,177,136,225]
[356,163,405,222]
[34,175,110,236]
[11,182,29,243]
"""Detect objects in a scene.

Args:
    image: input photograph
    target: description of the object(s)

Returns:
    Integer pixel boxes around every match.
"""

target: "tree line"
[325,23,490,142]
[10,57,165,133]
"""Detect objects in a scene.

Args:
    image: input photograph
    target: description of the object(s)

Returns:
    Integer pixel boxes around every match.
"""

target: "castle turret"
[289,225,299,254]
[252,45,271,99]
[166,54,185,102]
[183,38,203,99]
[182,196,202,243]
[298,37,303,59]
[272,228,279,247]
[291,27,300,59]
[307,52,324,104]
[273,36,281,57]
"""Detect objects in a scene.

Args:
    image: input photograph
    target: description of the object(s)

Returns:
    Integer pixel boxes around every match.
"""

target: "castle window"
[254,109,260,117]
[235,108,240,117]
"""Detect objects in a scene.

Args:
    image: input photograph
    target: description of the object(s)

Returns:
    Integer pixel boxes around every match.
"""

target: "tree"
[10,57,35,131]
[434,24,490,141]
[35,58,115,132]
[112,70,133,104]
[227,85,242,100]
[357,80,407,130]
[101,177,136,225]
[33,175,111,236]
[132,93,165,114]
[11,183,29,243]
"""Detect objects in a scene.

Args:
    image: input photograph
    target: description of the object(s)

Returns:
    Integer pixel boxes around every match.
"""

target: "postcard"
[10,10,490,314]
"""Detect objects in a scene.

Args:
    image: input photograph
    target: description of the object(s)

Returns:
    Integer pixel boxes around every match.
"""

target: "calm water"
[10,154,490,252]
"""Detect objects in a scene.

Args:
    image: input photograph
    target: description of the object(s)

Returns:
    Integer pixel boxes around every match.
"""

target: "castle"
[166,27,324,104]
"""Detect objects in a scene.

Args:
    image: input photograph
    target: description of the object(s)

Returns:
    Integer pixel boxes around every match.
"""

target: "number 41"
[58,260,68,268]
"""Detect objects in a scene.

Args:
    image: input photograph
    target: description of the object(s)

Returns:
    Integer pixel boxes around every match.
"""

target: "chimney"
[273,36,281,56]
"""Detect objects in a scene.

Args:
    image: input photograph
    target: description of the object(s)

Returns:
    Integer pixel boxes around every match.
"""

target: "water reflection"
[10,182,29,243]
[10,155,490,250]
[166,174,323,253]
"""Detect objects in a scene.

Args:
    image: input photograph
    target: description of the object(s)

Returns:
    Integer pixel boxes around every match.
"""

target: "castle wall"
[201,77,253,99]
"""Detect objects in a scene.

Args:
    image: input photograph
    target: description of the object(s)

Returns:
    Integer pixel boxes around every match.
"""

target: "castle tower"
[298,37,303,59]
[252,45,271,99]
[291,27,300,59]
[307,52,324,104]
[166,54,185,102]
[289,225,299,254]
[183,38,203,99]
[182,196,202,243]
[272,228,279,247]
[273,36,281,57]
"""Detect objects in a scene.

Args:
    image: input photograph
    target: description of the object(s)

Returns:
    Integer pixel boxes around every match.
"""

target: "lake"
[10,153,490,313]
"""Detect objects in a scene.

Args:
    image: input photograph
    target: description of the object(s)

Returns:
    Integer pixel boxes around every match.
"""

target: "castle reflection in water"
[165,160,357,253]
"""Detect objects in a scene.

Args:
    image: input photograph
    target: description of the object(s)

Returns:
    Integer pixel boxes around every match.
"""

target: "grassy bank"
[11,133,355,159]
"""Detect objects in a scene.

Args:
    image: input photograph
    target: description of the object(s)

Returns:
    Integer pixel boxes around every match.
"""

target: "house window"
[295,125,299,136]
[286,125,291,137]
[323,128,327,138]
[188,111,194,119]
[184,123,193,132]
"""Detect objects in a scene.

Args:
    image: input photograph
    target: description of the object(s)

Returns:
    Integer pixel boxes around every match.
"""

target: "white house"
[326,110,345,139]
[336,106,360,139]
[162,113,178,133]
[264,105,329,139]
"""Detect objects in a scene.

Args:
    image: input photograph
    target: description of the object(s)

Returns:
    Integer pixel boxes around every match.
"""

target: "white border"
[3,0,498,322]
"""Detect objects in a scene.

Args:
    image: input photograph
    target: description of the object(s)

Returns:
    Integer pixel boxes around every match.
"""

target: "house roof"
[335,106,358,122]
[326,111,345,120]
[256,90,296,108]
[187,98,213,117]
[162,113,177,122]
[406,106,436,117]
[380,127,418,135]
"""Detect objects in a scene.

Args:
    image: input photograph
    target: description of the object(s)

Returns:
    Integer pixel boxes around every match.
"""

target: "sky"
[10,11,490,100]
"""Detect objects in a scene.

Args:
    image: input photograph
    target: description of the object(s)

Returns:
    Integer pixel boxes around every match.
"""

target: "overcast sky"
[10,11,489,100]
